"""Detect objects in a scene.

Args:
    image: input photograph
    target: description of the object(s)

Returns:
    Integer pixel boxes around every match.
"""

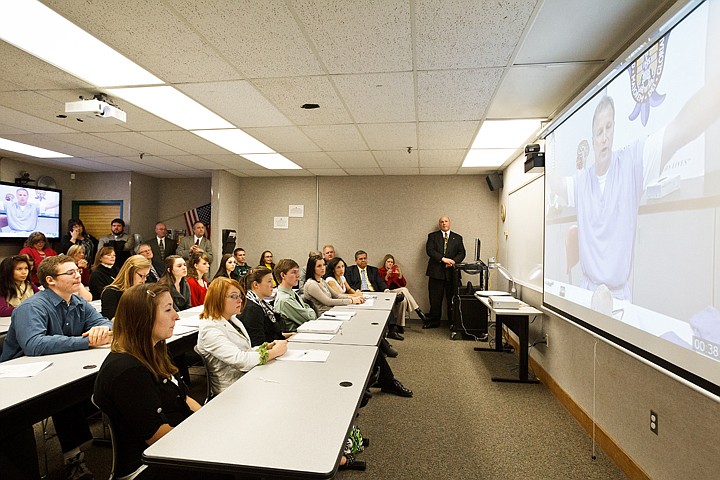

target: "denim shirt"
[0,288,112,361]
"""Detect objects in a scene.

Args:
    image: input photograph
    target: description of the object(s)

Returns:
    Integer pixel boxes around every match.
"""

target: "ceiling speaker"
[486,173,503,192]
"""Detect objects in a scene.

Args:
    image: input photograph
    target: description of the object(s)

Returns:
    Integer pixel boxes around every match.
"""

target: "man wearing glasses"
[0,254,112,479]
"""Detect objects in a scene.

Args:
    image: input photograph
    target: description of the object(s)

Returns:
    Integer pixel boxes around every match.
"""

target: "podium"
[450,262,489,340]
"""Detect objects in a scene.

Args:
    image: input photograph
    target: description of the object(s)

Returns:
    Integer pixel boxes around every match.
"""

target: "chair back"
[90,395,117,480]
[193,345,214,404]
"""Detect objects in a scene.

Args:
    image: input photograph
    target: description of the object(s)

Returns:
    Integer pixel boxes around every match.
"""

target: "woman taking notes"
[196,277,287,396]
[93,283,204,480]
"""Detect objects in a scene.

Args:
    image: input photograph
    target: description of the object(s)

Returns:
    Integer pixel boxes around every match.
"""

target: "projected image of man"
[567,81,720,301]
[2,188,58,233]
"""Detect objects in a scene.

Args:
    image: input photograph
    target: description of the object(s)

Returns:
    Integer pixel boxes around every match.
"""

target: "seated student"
[303,256,365,315]
[93,283,211,480]
[101,254,152,319]
[212,253,237,281]
[186,252,210,307]
[238,267,294,346]
[67,244,91,286]
[297,250,321,294]
[0,255,39,316]
[273,258,317,332]
[325,257,364,297]
[89,246,118,300]
[379,254,429,331]
[258,249,277,286]
[196,277,287,395]
[135,242,162,283]
[1,255,112,479]
[232,247,251,280]
[157,255,191,311]
[19,231,57,284]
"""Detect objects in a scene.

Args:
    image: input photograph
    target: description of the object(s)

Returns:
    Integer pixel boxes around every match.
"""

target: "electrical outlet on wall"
[650,410,659,435]
[545,333,549,348]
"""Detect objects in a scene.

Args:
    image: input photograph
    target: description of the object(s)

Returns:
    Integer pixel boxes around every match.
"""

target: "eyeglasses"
[54,268,80,277]
[226,293,242,300]
[137,249,152,255]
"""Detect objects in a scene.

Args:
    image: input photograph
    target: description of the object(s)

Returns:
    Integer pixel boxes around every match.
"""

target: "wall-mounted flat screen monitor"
[543,0,720,397]
[0,181,62,241]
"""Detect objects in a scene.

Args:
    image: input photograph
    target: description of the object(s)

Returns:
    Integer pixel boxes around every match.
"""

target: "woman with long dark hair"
[0,255,39,316]
[89,246,117,300]
[60,218,98,264]
[157,255,191,311]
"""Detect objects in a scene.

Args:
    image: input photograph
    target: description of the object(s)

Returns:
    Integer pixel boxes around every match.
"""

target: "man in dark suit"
[425,216,465,328]
[346,250,403,341]
[149,222,177,268]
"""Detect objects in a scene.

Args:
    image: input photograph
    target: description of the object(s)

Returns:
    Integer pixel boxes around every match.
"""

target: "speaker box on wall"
[486,173,503,191]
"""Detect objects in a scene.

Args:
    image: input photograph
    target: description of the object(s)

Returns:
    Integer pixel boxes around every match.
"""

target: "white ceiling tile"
[417,68,503,121]
[0,42,97,90]
[277,169,314,176]
[420,167,459,175]
[60,157,132,171]
[156,155,226,169]
[418,122,478,150]
[177,81,293,128]
[141,131,230,155]
[457,167,494,175]
[326,151,377,168]
[0,104,77,135]
[254,76,352,125]
[418,149,465,167]
[381,167,420,175]
[46,133,138,157]
[44,0,240,83]
[282,152,339,169]
[119,156,198,173]
[307,168,348,176]
[91,132,190,156]
[372,150,418,168]
[242,126,320,152]
[357,123,416,150]
[172,1,324,78]
[414,0,537,69]
[227,170,250,178]
[301,125,366,151]
[516,0,674,64]
[333,72,416,123]
[239,170,281,177]
[345,168,383,176]
[487,64,602,119]
[290,0,412,74]
[199,154,269,170]
[0,121,31,135]
[165,170,212,178]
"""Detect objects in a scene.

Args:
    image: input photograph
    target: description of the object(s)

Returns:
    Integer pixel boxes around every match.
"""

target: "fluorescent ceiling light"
[193,129,274,155]
[241,154,302,170]
[0,137,72,158]
[0,1,162,87]
[471,119,542,149]
[461,149,515,168]
[108,86,234,130]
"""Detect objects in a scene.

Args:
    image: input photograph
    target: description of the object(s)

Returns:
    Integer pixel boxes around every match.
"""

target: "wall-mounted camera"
[524,143,544,173]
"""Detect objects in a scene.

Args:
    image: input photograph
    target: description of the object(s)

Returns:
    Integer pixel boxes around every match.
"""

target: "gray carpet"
[35,324,625,479]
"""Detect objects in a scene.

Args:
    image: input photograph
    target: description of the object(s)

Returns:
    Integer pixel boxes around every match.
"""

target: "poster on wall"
[274,216,288,229]
[289,205,304,218]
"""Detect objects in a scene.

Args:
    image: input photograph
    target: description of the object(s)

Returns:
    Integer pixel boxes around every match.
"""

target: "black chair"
[193,346,214,404]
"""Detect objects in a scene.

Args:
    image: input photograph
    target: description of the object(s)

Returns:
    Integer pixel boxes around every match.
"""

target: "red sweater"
[187,276,208,307]
[379,266,406,289]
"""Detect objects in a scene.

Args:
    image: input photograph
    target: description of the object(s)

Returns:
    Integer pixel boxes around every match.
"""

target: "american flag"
[184,203,212,238]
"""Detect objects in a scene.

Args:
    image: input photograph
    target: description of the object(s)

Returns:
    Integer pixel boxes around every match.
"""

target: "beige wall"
[211,170,242,271]
[501,154,720,479]
[156,177,212,237]
[129,172,159,242]
[232,174,498,312]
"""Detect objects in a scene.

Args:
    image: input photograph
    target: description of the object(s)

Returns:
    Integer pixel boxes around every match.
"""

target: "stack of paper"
[291,332,335,342]
[0,361,53,378]
[276,350,330,362]
[319,311,355,321]
[297,320,343,334]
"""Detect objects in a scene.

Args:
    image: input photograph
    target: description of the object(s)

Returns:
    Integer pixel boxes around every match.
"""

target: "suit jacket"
[177,235,213,263]
[345,264,388,292]
[426,230,466,280]
[149,236,177,266]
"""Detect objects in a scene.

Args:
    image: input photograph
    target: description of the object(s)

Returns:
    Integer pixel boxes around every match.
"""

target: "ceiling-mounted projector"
[65,96,126,123]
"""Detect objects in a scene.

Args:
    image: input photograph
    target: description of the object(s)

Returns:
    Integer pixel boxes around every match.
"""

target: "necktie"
[443,232,448,254]
[159,239,165,260]
[360,269,369,291]
[195,238,200,246]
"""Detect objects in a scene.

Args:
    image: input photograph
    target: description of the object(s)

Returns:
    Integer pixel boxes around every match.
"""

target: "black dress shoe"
[385,345,398,358]
[387,330,404,341]
[397,325,405,334]
[415,308,429,323]
[339,454,366,471]
[381,379,413,397]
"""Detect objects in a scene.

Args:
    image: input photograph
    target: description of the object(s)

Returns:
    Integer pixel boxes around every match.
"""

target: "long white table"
[289,308,390,347]
[143,342,378,479]
[0,316,11,335]
[333,292,396,311]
